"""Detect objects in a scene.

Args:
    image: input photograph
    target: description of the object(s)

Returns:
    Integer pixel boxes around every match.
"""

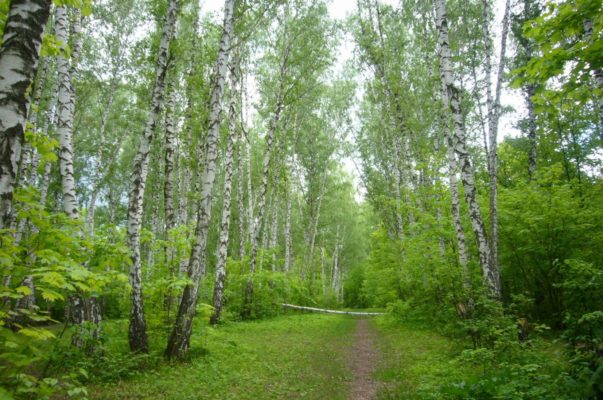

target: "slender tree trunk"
[127,0,179,353]
[86,62,121,235]
[284,168,293,272]
[55,7,102,349]
[56,7,80,219]
[165,0,234,359]
[17,56,48,191]
[210,51,240,325]
[392,134,404,238]
[243,68,285,317]
[237,131,246,258]
[445,129,469,278]
[0,0,51,229]
[246,137,254,243]
[258,193,270,273]
[331,229,340,294]
[164,81,177,240]
[269,191,279,270]
[482,0,510,293]
[525,84,537,178]
[163,80,178,317]
[37,71,59,204]
[308,176,325,268]
[320,247,326,297]
[436,0,499,297]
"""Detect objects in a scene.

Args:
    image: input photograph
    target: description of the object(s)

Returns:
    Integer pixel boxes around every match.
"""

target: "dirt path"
[348,318,380,400]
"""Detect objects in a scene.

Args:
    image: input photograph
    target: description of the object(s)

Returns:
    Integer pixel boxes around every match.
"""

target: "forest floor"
[83,313,568,399]
[89,314,357,399]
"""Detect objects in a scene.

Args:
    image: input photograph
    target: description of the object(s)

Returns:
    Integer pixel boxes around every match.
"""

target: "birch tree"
[0,0,51,229]
[127,0,179,353]
[165,0,235,359]
[435,0,500,297]
[210,50,240,325]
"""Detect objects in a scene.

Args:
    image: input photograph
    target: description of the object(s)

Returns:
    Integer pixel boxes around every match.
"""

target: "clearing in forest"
[91,314,357,399]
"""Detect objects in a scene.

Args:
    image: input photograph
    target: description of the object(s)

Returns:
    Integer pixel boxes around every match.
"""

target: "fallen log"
[281,303,384,316]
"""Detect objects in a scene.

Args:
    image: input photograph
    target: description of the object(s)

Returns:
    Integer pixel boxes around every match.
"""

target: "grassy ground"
[372,320,467,399]
[88,314,356,400]
[371,319,572,400]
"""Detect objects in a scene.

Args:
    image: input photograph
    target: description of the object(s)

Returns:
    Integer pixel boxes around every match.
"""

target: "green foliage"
[0,188,128,399]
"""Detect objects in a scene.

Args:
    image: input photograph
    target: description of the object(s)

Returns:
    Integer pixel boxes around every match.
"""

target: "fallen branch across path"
[281,303,384,316]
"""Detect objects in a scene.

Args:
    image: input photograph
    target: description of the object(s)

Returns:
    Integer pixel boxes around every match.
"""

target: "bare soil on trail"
[348,319,380,400]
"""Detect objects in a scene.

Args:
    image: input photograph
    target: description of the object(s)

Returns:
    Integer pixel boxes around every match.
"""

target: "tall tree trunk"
[445,129,469,279]
[210,51,240,325]
[243,66,285,317]
[165,0,234,359]
[0,0,51,229]
[37,71,59,204]
[307,175,325,269]
[55,6,102,349]
[56,7,80,219]
[86,59,122,235]
[320,247,326,297]
[269,191,279,270]
[331,227,340,294]
[163,80,178,317]
[237,131,246,258]
[284,168,293,272]
[435,0,499,297]
[482,0,510,293]
[164,81,177,240]
[246,137,254,244]
[525,84,537,178]
[17,56,48,191]
[127,0,179,354]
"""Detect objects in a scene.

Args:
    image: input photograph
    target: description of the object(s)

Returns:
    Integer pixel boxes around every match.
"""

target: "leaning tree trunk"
[435,0,499,297]
[0,0,51,229]
[126,0,179,354]
[165,0,235,360]
[210,51,240,325]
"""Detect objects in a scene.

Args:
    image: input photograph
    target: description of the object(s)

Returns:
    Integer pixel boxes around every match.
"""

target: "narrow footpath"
[349,319,380,400]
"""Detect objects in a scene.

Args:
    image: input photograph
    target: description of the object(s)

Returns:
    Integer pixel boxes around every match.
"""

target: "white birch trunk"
[0,0,50,229]
[482,0,510,294]
[210,52,239,325]
[321,247,326,297]
[284,168,293,272]
[56,7,79,219]
[436,0,499,297]
[127,0,179,353]
[246,137,254,243]
[165,0,234,359]
[269,193,279,270]
[237,131,246,258]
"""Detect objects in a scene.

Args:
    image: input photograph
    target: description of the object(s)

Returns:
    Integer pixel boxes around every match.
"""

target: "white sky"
[200,0,524,201]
